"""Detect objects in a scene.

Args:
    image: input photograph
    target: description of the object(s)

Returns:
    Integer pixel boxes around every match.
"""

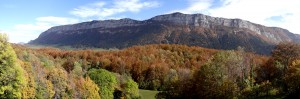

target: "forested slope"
[1,33,300,98]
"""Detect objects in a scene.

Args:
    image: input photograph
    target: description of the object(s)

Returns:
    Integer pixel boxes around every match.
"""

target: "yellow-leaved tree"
[0,33,26,98]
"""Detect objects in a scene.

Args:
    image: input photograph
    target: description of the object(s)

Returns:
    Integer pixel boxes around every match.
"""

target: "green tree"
[71,61,83,78]
[87,69,117,99]
[163,69,178,90]
[118,75,140,99]
[193,59,238,99]
[0,33,27,98]
[123,79,139,98]
[240,81,279,99]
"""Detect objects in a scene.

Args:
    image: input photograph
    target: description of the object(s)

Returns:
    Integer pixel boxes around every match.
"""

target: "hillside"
[2,39,299,98]
[29,12,300,54]
[12,44,222,98]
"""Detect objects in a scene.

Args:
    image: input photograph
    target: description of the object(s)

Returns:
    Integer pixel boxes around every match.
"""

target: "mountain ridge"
[30,12,300,54]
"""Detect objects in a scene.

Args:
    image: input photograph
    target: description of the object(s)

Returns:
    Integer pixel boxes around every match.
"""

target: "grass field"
[139,89,159,99]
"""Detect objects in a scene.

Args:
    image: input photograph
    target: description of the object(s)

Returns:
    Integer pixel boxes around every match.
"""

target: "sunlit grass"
[139,89,159,99]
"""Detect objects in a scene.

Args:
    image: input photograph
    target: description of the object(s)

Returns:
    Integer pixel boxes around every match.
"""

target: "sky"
[1,0,300,43]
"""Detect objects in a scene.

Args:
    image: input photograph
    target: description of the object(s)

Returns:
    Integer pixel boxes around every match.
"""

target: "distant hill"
[29,12,300,54]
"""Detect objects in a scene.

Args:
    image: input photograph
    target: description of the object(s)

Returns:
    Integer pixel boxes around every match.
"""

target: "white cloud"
[209,0,296,23]
[5,29,43,44]
[70,0,159,19]
[174,0,300,34]
[70,2,106,18]
[36,16,79,25]
[114,0,159,12]
[5,17,79,43]
[170,0,213,14]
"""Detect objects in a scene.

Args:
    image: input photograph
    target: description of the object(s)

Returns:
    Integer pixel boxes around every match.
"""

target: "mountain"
[29,12,300,54]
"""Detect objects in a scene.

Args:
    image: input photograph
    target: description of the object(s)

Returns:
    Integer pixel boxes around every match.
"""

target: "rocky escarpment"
[150,12,299,43]
[47,18,143,32]
[30,12,300,54]
[38,18,145,38]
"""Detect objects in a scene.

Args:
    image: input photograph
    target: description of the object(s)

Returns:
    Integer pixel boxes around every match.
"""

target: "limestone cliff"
[30,12,300,54]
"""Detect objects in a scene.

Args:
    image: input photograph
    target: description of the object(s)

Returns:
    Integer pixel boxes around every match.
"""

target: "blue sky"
[1,0,300,43]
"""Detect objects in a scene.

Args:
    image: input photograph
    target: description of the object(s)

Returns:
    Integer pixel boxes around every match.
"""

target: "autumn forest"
[1,33,300,98]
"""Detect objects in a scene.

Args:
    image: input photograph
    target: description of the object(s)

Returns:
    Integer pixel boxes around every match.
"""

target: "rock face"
[30,12,300,54]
